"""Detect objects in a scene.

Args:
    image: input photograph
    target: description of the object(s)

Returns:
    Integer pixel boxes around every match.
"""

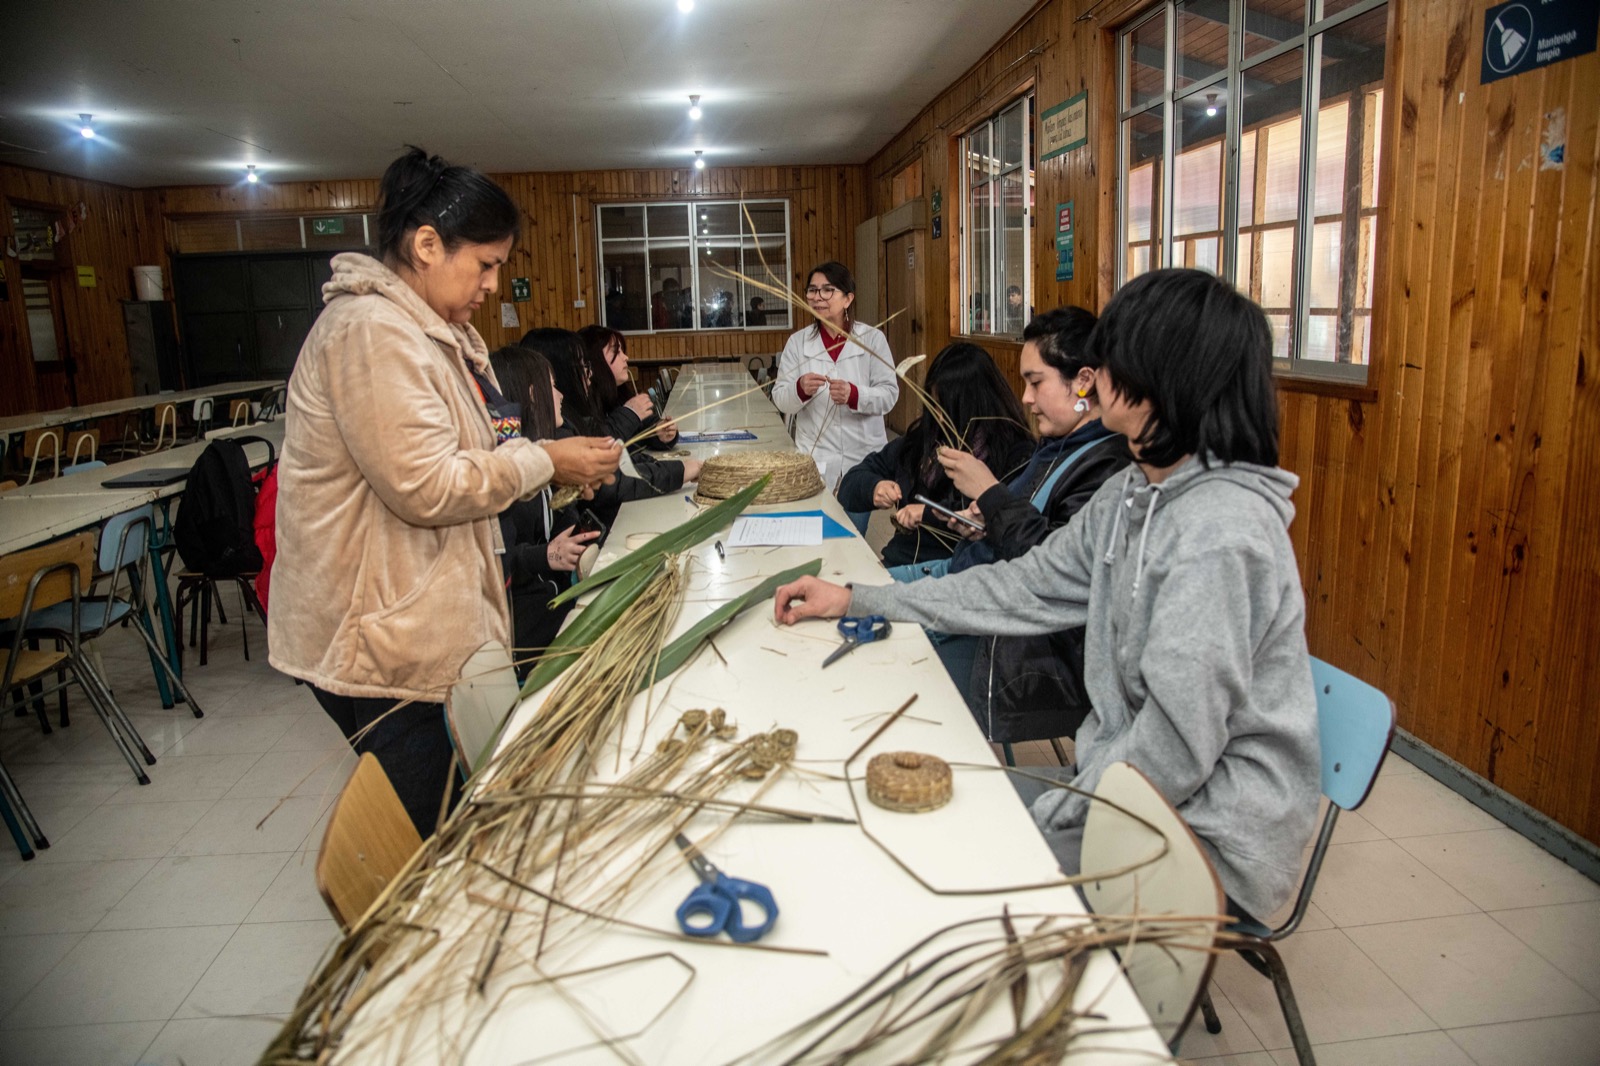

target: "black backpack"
[173,436,272,576]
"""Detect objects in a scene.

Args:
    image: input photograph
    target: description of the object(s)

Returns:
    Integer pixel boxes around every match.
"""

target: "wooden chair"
[444,640,520,777]
[150,402,178,451]
[229,398,253,426]
[20,428,61,485]
[316,753,424,930]
[1081,761,1226,1051]
[0,481,18,494]
[1197,658,1397,1066]
[66,429,99,466]
[1,533,156,856]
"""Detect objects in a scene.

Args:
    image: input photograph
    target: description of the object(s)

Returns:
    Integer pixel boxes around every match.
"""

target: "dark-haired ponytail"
[376,146,520,268]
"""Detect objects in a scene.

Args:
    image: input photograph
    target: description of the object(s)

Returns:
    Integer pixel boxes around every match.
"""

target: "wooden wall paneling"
[0,163,164,415]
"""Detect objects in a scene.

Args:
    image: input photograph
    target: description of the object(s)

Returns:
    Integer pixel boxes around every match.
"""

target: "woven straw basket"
[694,451,824,504]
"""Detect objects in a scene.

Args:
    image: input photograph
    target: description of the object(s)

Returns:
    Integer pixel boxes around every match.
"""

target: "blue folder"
[755,510,855,539]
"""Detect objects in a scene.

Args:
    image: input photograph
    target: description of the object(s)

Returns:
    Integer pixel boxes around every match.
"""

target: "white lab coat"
[771,322,898,490]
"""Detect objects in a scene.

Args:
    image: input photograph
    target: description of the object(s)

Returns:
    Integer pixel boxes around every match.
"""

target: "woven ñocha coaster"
[865,751,953,813]
[693,451,824,505]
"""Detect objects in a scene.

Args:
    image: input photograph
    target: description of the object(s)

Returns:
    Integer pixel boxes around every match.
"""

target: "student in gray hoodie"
[774,268,1320,922]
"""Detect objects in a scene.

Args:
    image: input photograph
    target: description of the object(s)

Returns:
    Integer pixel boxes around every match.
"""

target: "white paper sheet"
[726,515,824,547]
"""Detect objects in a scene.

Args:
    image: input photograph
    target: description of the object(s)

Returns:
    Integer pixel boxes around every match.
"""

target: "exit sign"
[311,217,345,236]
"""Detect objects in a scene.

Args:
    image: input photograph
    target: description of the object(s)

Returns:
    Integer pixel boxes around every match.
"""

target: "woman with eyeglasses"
[772,261,898,491]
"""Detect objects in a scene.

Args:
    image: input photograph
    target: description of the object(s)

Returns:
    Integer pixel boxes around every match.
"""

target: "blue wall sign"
[1481,0,1598,84]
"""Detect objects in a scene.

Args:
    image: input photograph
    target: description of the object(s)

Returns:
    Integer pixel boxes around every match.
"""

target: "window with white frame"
[595,200,791,333]
[960,93,1035,338]
[1118,0,1387,381]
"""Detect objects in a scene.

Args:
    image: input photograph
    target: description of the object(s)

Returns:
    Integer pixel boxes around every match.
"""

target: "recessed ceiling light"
[246,164,259,184]
[677,0,694,11]
[693,150,705,170]
[688,95,702,121]
[79,114,95,139]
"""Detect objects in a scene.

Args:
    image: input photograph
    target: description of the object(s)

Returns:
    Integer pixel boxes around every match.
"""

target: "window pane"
[1304,313,1337,361]
[1260,226,1297,310]
[1246,0,1305,59]
[743,201,786,235]
[1312,6,1385,363]
[1176,0,1230,91]
[696,238,740,328]
[600,205,644,240]
[647,204,689,239]
[1267,312,1292,360]
[1175,81,1225,266]
[1124,109,1165,279]
[742,235,789,329]
[601,240,650,332]
[999,99,1025,168]
[650,244,694,329]
[1126,11,1167,110]
[1240,46,1305,230]
[966,178,994,332]
[998,169,1027,333]
[696,203,739,238]
[1310,220,1342,307]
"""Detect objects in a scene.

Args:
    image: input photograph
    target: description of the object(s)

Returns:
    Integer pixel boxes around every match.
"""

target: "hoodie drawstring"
[1132,484,1163,594]
[1103,468,1135,566]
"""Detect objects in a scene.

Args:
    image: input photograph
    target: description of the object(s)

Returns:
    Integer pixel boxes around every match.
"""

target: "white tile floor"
[3,599,1598,1065]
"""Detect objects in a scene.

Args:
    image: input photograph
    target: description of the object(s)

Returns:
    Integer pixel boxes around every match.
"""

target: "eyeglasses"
[805,285,841,299]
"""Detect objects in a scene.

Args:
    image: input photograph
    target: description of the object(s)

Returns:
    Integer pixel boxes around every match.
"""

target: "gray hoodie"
[850,457,1320,920]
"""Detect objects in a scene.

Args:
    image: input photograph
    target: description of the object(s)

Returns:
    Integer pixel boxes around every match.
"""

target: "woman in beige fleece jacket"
[268,147,620,834]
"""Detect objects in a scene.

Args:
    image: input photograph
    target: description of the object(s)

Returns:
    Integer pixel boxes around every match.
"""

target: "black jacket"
[963,422,1132,742]
[556,422,682,530]
[499,493,577,679]
[838,435,1033,569]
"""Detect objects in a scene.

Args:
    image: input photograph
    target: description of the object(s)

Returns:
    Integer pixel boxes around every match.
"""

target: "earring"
[1073,386,1090,414]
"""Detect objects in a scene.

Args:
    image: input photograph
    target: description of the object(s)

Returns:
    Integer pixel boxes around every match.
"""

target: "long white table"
[0,380,285,437]
[324,366,1168,1064]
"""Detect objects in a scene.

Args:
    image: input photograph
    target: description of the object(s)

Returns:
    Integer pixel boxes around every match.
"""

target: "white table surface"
[0,380,285,437]
[327,367,1167,1064]
[0,421,283,555]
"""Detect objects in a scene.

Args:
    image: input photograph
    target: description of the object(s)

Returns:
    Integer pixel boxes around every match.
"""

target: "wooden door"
[882,230,926,435]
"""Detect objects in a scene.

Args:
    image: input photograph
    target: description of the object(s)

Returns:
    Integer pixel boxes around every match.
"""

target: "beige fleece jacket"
[267,253,553,702]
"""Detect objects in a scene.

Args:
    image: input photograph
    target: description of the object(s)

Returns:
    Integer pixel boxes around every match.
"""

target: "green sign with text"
[311,217,345,236]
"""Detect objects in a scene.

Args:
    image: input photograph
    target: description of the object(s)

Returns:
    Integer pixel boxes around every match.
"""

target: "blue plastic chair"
[61,460,108,477]
[1197,657,1396,1066]
[4,507,207,725]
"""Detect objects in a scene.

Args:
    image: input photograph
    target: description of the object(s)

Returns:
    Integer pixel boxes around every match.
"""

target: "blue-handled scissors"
[673,833,778,943]
[822,614,891,668]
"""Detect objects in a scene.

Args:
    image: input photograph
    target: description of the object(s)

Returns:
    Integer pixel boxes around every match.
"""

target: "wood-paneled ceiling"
[1,0,1037,188]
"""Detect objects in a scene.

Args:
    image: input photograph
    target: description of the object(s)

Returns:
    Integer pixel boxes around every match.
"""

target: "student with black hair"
[837,342,1032,570]
[519,328,698,527]
[774,268,1320,923]
[576,325,679,451]
[270,147,621,836]
[487,345,597,676]
[932,308,1133,745]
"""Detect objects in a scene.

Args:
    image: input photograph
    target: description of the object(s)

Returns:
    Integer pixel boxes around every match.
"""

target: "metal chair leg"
[1049,736,1072,766]
[1199,988,1222,1034]
[67,657,153,782]
[1252,941,1316,1066]
[0,761,46,856]
[1001,742,1016,767]
[127,613,205,718]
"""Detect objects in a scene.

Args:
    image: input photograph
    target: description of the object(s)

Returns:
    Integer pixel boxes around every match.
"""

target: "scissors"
[821,614,891,668]
[673,833,778,943]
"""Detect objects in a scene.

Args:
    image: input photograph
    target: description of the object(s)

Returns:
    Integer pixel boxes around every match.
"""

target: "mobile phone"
[575,508,607,539]
[914,494,985,532]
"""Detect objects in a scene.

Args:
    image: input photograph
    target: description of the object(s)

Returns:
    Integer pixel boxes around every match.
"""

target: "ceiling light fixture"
[1204,92,1219,117]
[693,150,705,170]
[79,114,95,139]
[246,164,259,184]
[688,94,702,121]
[677,0,694,11]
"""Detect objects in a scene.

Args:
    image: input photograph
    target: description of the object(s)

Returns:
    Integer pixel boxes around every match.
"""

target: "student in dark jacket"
[522,328,700,528]
[838,342,1033,570]
[486,345,599,677]
[934,307,1133,745]
[576,325,679,453]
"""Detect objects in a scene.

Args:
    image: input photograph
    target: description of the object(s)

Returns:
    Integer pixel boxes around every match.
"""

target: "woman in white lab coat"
[772,261,898,493]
